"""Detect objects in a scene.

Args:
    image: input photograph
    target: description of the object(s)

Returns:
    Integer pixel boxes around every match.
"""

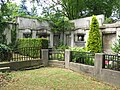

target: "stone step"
[19,65,45,70]
[0,62,10,68]
[0,67,10,72]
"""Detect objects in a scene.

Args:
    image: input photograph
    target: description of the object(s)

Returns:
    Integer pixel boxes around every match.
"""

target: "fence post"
[65,49,71,69]
[41,49,49,66]
[94,53,104,77]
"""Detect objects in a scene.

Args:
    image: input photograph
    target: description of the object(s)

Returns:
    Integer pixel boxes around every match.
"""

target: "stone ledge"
[0,67,10,72]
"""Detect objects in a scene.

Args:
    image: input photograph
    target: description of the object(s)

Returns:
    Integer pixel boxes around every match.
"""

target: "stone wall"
[71,14,104,29]
[70,20,120,54]
[16,17,50,30]
[0,60,42,70]
[44,50,120,88]
[103,33,116,53]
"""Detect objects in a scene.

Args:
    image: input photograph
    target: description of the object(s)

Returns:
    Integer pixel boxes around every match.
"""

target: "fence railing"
[11,47,41,62]
[70,51,95,66]
[48,49,65,61]
[103,54,120,71]
[11,47,41,61]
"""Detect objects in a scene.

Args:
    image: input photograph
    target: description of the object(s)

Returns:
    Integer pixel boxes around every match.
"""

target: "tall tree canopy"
[39,0,120,20]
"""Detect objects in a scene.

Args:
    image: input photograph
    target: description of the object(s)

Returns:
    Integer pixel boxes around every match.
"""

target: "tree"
[39,0,119,20]
[61,0,85,20]
[30,2,38,16]
[84,0,117,17]
[86,15,102,53]
[42,7,74,45]
[18,0,30,16]
[0,0,10,44]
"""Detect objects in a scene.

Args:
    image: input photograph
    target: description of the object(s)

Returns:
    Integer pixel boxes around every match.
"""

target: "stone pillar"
[50,32,53,47]
[116,28,120,40]
[4,27,11,45]
[41,49,49,66]
[94,53,104,77]
[32,31,37,38]
[84,30,89,47]
[18,30,23,38]
[16,24,19,39]
[64,33,66,45]
[71,31,74,47]
[60,32,64,43]
[65,49,71,69]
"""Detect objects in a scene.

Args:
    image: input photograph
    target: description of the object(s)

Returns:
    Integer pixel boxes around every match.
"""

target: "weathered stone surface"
[49,60,65,68]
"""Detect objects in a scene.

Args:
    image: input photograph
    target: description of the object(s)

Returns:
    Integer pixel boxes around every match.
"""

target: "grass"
[1,67,120,90]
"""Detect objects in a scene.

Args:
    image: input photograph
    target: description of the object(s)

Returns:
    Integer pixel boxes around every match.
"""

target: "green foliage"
[17,38,48,58]
[55,42,69,50]
[112,35,120,53]
[0,44,12,61]
[70,47,94,65]
[69,47,86,52]
[43,12,74,32]
[18,38,48,48]
[104,17,113,24]
[86,15,102,53]
[61,0,85,20]
[0,2,9,44]
[18,0,30,16]
[41,0,119,20]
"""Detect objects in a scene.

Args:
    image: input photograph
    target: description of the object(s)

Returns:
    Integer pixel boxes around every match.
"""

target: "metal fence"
[0,47,41,62]
[70,51,95,66]
[103,54,120,71]
[48,49,65,61]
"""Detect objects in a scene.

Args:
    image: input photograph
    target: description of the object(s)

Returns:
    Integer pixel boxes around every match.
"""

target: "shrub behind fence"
[11,47,41,61]
[70,51,95,66]
[48,49,65,61]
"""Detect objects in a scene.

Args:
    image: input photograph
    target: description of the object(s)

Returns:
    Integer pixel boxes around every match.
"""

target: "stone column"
[84,30,89,47]
[94,53,104,77]
[71,31,74,47]
[16,24,19,39]
[41,49,49,66]
[50,32,53,47]
[116,28,120,40]
[64,33,66,45]
[18,30,23,38]
[65,49,71,69]
[32,31,37,38]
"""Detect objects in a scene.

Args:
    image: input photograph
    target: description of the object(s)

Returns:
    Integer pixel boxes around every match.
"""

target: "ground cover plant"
[1,67,119,90]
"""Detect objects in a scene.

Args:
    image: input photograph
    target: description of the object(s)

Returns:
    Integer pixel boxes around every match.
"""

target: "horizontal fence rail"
[70,51,95,66]
[11,47,41,62]
[103,54,120,71]
[48,49,65,61]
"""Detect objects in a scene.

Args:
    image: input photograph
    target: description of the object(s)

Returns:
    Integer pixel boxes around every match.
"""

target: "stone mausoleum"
[4,15,120,54]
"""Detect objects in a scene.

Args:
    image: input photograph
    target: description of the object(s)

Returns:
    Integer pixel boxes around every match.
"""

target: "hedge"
[17,38,48,48]
[17,38,48,58]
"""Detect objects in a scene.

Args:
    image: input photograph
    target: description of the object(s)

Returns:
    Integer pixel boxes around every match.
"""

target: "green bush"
[17,38,48,48]
[86,15,102,53]
[104,17,113,24]
[17,38,48,58]
[0,44,12,61]
[56,44,69,50]
[69,47,94,65]
[112,35,120,54]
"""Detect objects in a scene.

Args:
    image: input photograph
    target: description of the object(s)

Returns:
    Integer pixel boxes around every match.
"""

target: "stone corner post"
[94,53,104,77]
[65,49,71,69]
[41,49,49,66]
